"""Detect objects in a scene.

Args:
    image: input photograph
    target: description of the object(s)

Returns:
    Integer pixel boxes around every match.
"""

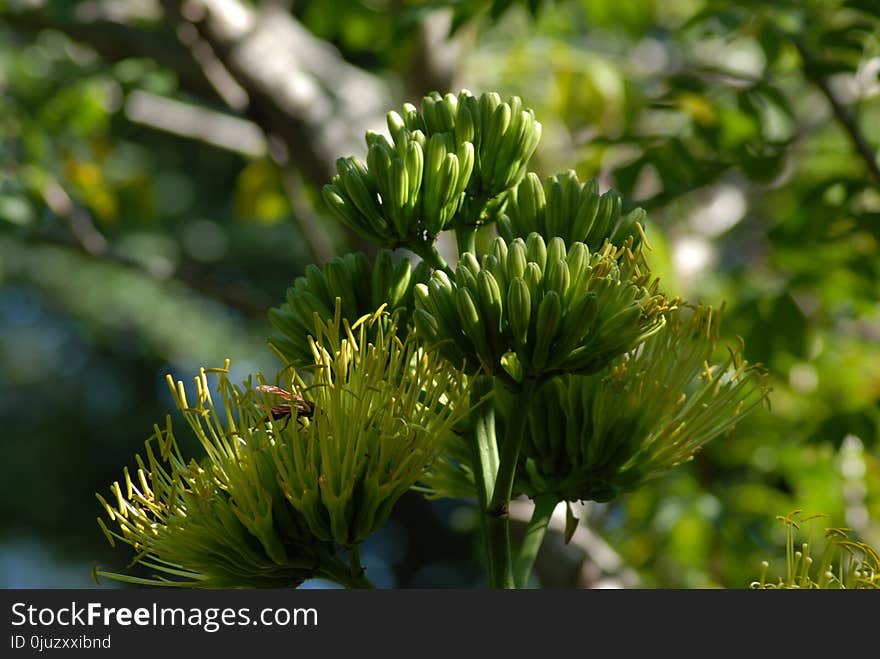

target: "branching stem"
[484,379,536,588]
[410,242,454,278]
[795,38,880,185]
[455,225,477,257]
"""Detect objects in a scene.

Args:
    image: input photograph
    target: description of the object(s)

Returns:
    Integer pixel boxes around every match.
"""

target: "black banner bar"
[2,588,874,655]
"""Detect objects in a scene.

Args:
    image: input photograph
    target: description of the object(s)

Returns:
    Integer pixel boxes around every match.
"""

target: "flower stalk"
[484,378,536,588]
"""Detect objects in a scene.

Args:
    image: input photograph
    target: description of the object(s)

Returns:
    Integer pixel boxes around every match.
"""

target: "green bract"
[97,309,469,586]
[510,305,768,502]
[498,170,646,250]
[269,250,429,366]
[322,90,542,248]
[412,233,670,380]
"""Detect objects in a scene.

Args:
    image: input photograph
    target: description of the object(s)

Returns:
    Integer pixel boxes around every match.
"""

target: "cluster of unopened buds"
[323,90,542,247]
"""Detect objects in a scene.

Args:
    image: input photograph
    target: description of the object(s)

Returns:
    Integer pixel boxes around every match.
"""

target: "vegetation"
[1,0,878,588]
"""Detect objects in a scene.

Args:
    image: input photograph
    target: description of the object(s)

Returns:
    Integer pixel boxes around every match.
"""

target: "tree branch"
[24,230,270,318]
[278,169,337,265]
[2,1,221,103]
[161,0,393,256]
[403,8,465,99]
[795,39,880,185]
[41,178,110,257]
[166,0,392,185]
[124,89,268,158]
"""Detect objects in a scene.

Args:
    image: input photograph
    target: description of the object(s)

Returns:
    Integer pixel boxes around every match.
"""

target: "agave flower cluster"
[512,305,767,502]
[99,88,772,589]
[97,309,468,587]
[412,234,671,380]
[750,511,879,589]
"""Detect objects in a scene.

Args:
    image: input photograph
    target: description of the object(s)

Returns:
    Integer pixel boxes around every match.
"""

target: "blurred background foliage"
[1,0,878,588]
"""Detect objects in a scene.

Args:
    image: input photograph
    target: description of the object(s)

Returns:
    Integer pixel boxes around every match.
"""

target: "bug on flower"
[256,384,314,429]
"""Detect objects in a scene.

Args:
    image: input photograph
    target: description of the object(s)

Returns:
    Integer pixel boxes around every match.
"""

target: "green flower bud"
[386,110,407,142]
[507,277,531,347]
[506,238,528,280]
[476,269,505,353]
[331,157,392,241]
[525,232,547,271]
[455,103,476,146]
[422,91,458,134]
[401,102,425,132]
[531,291,562,371]
[544,258,570,298]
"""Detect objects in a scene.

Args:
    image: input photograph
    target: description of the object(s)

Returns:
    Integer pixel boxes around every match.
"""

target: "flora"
[97,90,770,589]
[750,511,879,589]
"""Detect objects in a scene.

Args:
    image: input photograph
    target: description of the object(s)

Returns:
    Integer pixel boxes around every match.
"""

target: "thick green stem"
[513,493,558,588]
[485,514,513,589]
[468,375,500,584]
[455,225,477,257]
[410,242,454,278]
[486,379,536,588]
[489,379,535,514]
[470,376,499,507]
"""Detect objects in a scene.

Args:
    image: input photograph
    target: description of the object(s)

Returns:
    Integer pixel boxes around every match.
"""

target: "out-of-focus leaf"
[844,0,880,19]
[0,195,34,226]
[811,411,879,450]
[235,160,291,225]
[491,0,516,20]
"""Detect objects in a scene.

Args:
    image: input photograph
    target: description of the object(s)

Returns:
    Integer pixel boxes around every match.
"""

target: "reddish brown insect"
[256,384,314,428]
